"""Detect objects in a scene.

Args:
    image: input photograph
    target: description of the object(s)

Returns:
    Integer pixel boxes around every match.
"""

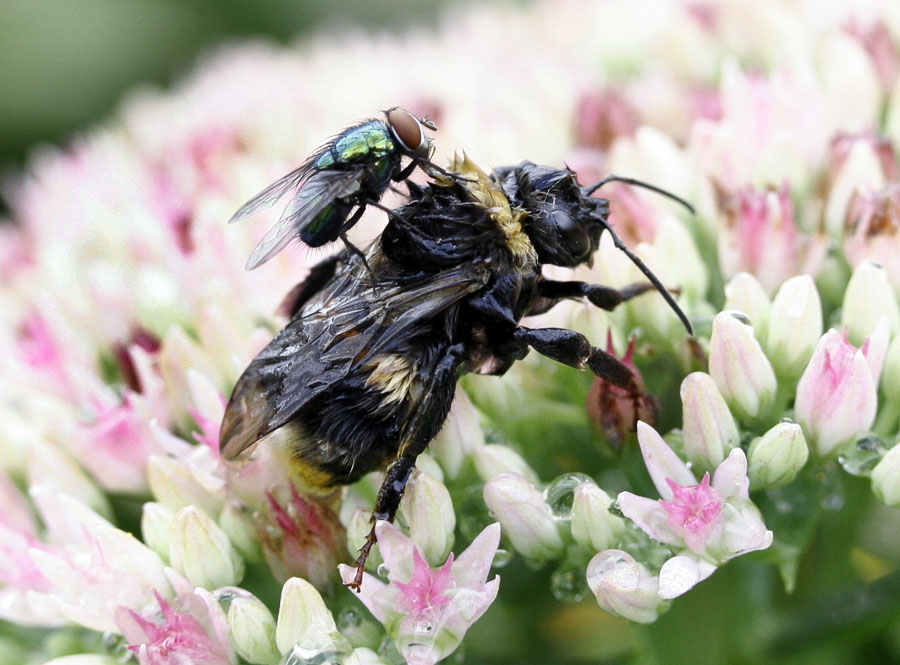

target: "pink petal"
[450,523,501,586]
[636,421,696,499]
[617,491,680,546]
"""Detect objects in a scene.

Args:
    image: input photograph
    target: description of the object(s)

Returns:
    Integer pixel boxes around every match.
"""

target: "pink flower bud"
[586,550,667,623]
[724,272,771,342]
[680,372,739,471]
[766,275,823,380]
[708,312,777,424]
[795,330,877,457]
[482,473,563,561]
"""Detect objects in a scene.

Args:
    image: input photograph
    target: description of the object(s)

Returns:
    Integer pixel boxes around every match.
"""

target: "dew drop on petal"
[102,631,130,659]
[838,436,885,476]
[492,548,512,568]
[544,472,593,519]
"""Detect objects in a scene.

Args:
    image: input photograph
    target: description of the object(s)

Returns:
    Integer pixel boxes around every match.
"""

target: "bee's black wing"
[238,168,370,270]
[220,258,490,461]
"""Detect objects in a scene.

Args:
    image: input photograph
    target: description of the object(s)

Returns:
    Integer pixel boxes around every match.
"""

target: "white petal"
[658,554,717,599]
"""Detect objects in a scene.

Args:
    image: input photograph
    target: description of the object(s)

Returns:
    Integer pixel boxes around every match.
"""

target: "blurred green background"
[0,0,491,211]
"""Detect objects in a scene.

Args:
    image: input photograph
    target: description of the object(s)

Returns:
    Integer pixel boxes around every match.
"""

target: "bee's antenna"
[586,175,695,215]
[599,220,694,336]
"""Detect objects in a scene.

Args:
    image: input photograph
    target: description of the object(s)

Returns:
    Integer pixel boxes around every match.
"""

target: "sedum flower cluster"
[2,0,900,663]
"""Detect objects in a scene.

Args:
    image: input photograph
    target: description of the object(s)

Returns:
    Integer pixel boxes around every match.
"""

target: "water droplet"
[213,588,237,612]
[817,467,844,512]
[492,548,512,568]
[839,436,885,477]
[377,562,391,578]
[337,607,362,629]
[282,645,346,665]
[544,473,592,519]
[411,619,434,634]
[102,631,130,659]
[551,563,588,603]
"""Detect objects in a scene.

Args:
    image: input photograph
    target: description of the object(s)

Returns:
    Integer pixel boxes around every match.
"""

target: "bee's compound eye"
[387,108,427,154]
[552,210,590,258]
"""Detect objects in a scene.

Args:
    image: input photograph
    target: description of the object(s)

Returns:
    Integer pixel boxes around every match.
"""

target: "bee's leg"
[529,280,657,316]
[513,325,650,432]
[513,326,637,392]
[347,343,466,591]
[348,454,417,591]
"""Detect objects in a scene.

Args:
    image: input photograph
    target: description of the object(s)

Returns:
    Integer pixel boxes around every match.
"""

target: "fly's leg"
[334,206,374,274]
[346,343,466,591]
[392,160,418,182]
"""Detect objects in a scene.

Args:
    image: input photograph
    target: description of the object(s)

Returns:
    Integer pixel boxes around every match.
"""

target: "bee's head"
[385,107,436,158]
[496,161,607,267]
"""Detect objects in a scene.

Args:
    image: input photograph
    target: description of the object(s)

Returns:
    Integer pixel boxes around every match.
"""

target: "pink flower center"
[395,548,454,620]
[660,473,724,553]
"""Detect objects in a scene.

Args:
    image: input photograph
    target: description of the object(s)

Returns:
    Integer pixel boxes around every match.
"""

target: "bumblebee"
[229,107,436,269]
[220,155,692,589]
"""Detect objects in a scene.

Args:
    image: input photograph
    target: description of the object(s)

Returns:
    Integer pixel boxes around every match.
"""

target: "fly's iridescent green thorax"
[313,120,396,169]
[300,121,400,246]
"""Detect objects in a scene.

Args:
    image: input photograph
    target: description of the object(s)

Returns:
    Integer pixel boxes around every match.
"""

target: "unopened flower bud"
[766,276,823,380]
[872,444,900,507]
[429,389,484,479]
[141,502,174,562]
[483,473,563,561]
[747,422,809,489]
[680,372,739,471]
[724,272,771,342]
[709,312,777,424]
[795,330,877,457]
[842,260,900,346]
[219,500,263,563]
[586,549,667,623]
[473,444,540,485]
[570,483,624,551]
[169,505,244,588]
[397,470,455,565]
[882,333,900,405]
[276,577,350,656]
[228,594,280,665]
[147,454,224,517]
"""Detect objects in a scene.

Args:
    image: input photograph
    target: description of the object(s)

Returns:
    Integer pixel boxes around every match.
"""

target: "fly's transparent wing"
[228,163,313,225]
[244,169,365,270]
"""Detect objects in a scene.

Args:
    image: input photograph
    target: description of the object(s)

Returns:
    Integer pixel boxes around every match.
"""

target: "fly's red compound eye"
[387,108,429,155]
